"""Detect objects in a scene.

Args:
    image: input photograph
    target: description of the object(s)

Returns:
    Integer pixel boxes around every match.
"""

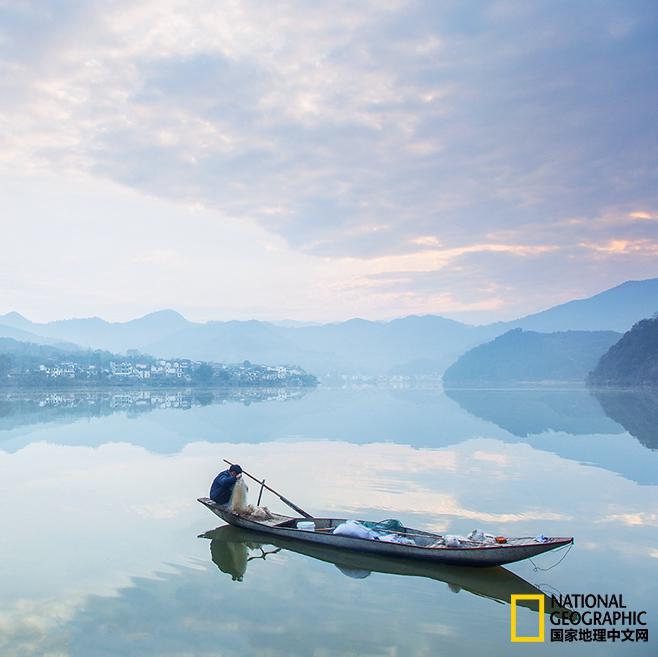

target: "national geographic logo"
[510,595,545,643]
[510,593,650,644]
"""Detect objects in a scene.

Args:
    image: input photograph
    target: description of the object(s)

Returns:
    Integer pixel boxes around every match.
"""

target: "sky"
[1,0,657,323]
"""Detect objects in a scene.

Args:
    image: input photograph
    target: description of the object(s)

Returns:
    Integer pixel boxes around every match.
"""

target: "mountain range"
[498,278,658,332]
[1,277,657,375]
[443,329,621,386]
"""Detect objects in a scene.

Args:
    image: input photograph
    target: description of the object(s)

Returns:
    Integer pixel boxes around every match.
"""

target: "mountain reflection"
[444,388,622,437]
[3,386,656,485]
[445,387,658,453]
[591,389,658,451]
[444,387,658,484]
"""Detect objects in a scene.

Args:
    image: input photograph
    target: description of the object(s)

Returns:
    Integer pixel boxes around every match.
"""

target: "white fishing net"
[229,476,273,519]
[229,476,249,513]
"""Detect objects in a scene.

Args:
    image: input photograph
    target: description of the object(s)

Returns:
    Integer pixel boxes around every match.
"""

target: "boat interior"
[273,517,445,547]
[200,499,567,549]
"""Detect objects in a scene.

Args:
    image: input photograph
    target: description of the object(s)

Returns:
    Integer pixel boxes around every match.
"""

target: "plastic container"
[297,521,315,531]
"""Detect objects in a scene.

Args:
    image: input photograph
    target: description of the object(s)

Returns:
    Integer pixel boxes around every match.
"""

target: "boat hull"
[202,524,569,614]
[198,498,572,567]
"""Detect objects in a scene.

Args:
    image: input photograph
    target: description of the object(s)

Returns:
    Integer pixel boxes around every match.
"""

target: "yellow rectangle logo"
[510,594,545,642]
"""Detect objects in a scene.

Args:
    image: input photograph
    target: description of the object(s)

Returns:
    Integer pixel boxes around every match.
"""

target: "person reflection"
[210,537,281,582]
[210,539,249,581]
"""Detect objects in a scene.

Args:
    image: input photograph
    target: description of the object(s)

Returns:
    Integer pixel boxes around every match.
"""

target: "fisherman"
[210,463,243,506]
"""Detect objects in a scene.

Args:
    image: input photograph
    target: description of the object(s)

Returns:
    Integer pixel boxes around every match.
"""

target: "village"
[1,355,316,388]
[38,358,196,381]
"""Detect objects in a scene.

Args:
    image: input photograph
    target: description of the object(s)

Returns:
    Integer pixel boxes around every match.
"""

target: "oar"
[223,459,314,519]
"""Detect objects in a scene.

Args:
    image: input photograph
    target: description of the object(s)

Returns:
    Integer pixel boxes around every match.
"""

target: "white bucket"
[297,521,315,531]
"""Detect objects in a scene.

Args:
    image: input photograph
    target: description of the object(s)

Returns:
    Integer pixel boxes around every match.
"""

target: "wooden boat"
[198,497,573,567]
[201,524,566,614]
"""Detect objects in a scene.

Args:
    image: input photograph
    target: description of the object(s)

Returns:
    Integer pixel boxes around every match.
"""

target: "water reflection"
[0,385,470,448]
[445,387,658,484]
[0,398,655,656]
[592,389,658,450]
[208,528,281,581]
[5,387,658,453]
[0,387,308,438]
[444,388,621,437]
[48,525,572,657]
[202,525,560,613]
[2,386,657,484]
[61,551,519,657]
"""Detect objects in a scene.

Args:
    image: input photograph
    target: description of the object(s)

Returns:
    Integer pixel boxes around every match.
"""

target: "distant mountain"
[0,337,80,362]
[0,310,489,374]
[588,316,658,387]
[0,309,190,353]
[443,329,620,386]
[0,322,47,342]
[0,312,33,330]
[0,321,78,348]
[144,315,485,375]
[500,278,658,332]
[270,320,322,328]
[2,276,657,375]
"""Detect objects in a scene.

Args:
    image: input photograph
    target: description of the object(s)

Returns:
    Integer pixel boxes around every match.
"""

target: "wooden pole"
[223,459,313,519]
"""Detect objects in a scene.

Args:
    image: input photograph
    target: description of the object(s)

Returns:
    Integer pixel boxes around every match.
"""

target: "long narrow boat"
[201,525,566,614]
[198,497,573,567]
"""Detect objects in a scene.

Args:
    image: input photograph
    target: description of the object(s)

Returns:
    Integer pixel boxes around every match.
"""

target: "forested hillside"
[589,316,658,387]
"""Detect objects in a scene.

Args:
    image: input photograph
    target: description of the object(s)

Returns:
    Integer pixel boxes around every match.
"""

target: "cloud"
[629,211,658,221]
[597,512,658,527]
[0,0,657,320]
[1,1,657,252]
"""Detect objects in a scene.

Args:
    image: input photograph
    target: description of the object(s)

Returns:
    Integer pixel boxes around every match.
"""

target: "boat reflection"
[201,525,561,614]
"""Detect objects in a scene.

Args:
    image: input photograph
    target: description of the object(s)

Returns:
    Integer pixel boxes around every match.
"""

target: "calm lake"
[1,385,656,656]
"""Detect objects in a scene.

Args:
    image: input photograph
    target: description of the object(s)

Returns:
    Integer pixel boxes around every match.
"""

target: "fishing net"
[362,519,406,533]
[229,477,249,513]
[229,477,273,519]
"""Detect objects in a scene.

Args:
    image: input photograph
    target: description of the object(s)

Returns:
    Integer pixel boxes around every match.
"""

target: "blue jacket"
[210,469,237,505]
